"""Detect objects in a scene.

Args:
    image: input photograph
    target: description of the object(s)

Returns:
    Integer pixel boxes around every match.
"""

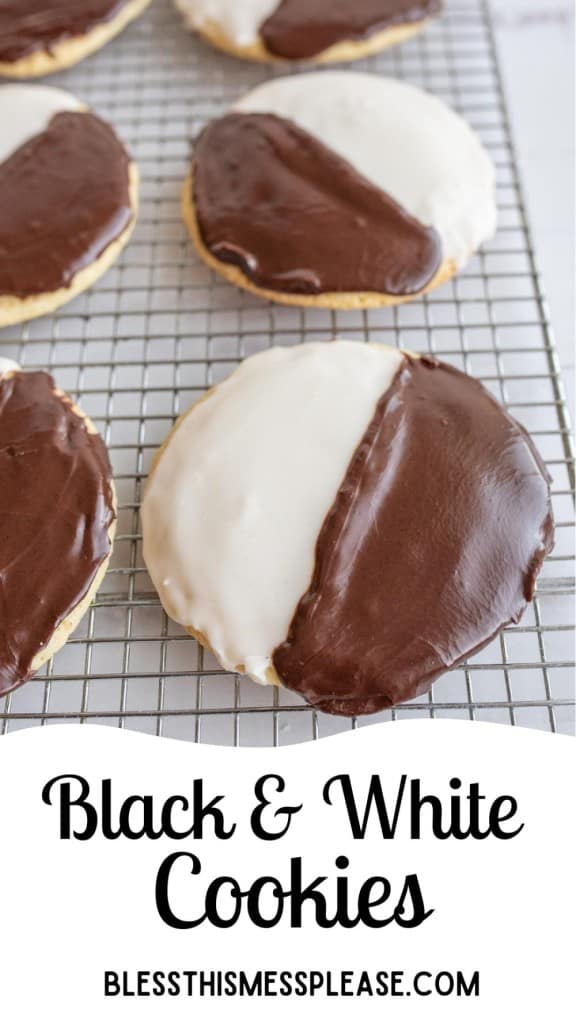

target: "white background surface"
[491,0,574,418]
[0,721,574,1021]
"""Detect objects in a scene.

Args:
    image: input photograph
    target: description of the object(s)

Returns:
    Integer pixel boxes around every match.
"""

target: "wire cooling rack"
[0,0,574,743]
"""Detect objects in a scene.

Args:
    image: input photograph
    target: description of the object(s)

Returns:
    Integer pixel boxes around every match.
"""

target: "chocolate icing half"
[273,355,554,716]
[0,0,127,63]
[193,112,442,298]
[0,110,132,299]
[262,0,442,60]
[0,371,115,696]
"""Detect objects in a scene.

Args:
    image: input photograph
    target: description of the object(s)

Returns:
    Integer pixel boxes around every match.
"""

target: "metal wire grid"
[0,0,573,743]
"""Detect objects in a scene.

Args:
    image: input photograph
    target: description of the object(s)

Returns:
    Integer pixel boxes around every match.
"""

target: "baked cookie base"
[192,16,432,65]
[182,174,456,310]
[0,371,117,683]
[0,0,153,78]
[0,162,139,329]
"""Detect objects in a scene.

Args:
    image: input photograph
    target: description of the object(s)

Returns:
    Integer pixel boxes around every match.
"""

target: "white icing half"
[235,72,497,268]
[0,85,83,167]
[0,357,19,376]
[142,341,403,685]
[174,0,278,47]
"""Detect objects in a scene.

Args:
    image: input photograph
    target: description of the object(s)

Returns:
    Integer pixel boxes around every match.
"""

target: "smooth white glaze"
[0,357,19,375]
[235,72,497,268]
[142,341,403,685]
[174,0,278,46]
[0,85,83,166]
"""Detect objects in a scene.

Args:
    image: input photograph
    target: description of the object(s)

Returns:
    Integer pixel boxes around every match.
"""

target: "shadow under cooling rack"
[0,0,574,742]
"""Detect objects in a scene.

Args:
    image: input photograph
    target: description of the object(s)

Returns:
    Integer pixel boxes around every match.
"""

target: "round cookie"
[0,0,153,78]
[142,341,554,717]
[174,0,442,64]
[0,362,117,698]
[184,73,497,310]
[0,85,138,328]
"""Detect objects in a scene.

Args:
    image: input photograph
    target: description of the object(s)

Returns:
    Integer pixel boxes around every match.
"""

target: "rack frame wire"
[0,0,574,744]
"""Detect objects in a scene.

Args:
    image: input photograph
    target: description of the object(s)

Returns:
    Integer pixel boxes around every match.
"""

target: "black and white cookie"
[0,360,116,697]
[142,342,554,716]
[184,72,497,309]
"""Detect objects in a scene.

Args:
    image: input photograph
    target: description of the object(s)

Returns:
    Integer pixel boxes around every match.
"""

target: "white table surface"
[490,0,574,421]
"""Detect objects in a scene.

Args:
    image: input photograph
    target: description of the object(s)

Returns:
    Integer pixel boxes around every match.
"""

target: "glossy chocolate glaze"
[0,371,115,696]
[0,110,132,299]
[262,0,442,60]
[273,355,554,716]
[0,0,126,63]
[193,112,442,298]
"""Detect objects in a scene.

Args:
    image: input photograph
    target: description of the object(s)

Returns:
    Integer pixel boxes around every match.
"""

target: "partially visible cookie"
[0,363,117,697]
[0,85,138,328]
[0,0,153,78]
[142,341,554,716]
[174,0,442,64]
[184,72,497,309]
